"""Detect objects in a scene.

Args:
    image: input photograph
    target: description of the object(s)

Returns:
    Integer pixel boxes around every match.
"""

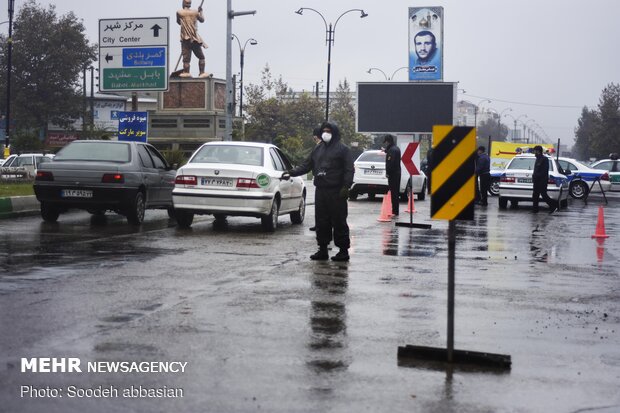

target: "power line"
[464,93,583,109]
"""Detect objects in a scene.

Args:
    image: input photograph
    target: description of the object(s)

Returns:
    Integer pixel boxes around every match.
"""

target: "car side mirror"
[564,169,571,175]
[280,172,291,181]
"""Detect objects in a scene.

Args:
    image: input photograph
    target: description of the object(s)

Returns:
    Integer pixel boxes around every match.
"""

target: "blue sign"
[123,47,166,67]
[118,111,148,143]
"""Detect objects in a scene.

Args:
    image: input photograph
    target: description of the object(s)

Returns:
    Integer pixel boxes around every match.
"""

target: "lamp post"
[496,108,512,140]
[296,7,368,122]
[4,0,15,156]
[523,119,536,143]
[231,34,257,118]
[367,66,408,80]
[474,99,491,133]
[225,1,256,141]
[506,114,527,142]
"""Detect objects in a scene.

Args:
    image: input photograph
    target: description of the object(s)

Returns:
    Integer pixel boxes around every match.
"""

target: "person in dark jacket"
[287,121,354,261]
[532,145,558,214]
[475,146,490,206]
[383,134,402,216]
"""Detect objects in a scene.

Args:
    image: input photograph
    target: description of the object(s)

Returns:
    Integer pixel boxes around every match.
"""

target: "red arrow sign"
[402,142,420,175]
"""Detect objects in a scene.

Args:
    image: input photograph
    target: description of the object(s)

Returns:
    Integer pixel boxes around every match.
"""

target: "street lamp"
[367,66,409,81]
[497,108,513,140]
[231,34,257,118]
[523,119,536,143]
[4,0,15,156]
[474,99,491,132]
[296,7,368,121]
[506,114,527,142]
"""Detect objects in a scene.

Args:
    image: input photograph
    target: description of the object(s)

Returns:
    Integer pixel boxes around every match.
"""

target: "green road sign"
[102,68,166,91]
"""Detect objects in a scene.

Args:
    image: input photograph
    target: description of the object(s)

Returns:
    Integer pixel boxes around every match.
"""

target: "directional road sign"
[401,142,421,176]
[99,17,169,92]
[430,126,476,221]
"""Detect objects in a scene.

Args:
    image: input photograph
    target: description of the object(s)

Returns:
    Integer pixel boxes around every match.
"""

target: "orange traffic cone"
[377,191,393,222]
[596,238,605,263]
[404,193,416,213]
[591,206,610,239]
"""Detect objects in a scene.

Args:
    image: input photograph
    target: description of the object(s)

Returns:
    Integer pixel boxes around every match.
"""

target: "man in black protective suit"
[383,134,402,216]
[287,121,354,261]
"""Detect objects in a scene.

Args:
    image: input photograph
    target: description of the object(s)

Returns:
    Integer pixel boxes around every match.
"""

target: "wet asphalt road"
[0,185,619,413]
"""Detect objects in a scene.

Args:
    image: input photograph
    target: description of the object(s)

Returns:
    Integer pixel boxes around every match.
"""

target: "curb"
[0,195,40,219]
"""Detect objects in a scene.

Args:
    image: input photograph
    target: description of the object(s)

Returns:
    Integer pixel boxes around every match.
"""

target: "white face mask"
[322,132,332,143]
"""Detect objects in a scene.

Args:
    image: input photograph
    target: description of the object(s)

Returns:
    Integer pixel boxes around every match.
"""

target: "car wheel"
[368,193,376,201]
[569,180,588,199]
[176,210,194,228]
[498,197,508,209]
[167,207,176,219]
[126,191,146,225]
[348,190,358,201]
[41,202,59,223]
[261,199,279,232]
[510,200,519,208]
[417,181,426,201]
[489,178,500,196]
[290,194,306,224]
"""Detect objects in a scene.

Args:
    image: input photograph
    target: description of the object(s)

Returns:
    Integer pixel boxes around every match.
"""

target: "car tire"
[569,180,588,199]
[368,193,376,201]
[489,178,500,196]
[176,210,194,228]
[290,194,306,224]
[261,199,279,232]
[41,202,59,223]
[510,200,519,208]
[417,181,426,201]
[167,207,176,219]
[498,197,508,209]
[348,191,358,201]
[126,191,146,225]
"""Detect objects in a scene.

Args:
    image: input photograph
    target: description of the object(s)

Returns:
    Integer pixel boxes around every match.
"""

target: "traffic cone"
[596,238,605,263]
[591,206,610,239]
[404,193,416,213]
[377,191,393,222]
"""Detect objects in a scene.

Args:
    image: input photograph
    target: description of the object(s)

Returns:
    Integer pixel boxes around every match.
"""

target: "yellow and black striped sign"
[430,126,476,221]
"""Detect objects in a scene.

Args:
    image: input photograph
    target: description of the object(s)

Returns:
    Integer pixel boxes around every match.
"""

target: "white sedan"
[172,142,306,231]
[349,150,427,201]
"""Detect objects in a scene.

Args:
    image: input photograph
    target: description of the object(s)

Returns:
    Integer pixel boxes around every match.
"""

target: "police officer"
[532,145,558,214]
[287,121,354,261]
[383,134,402,216]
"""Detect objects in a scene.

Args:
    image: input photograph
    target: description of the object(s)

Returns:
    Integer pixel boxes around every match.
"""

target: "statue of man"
[177,0,209,78]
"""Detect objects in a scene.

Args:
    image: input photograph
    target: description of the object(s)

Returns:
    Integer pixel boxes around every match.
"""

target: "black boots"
[310,247,329,260]
[331,249,350,262]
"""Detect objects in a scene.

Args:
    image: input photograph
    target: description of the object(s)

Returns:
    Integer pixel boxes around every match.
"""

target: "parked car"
[557,157,612,199]
[33,140,176,224]
[498,154,569,209]
[489,169,503,196]
[349,150,427,201]
[0,154,17,168]
[589,157,620,192]
[172,141,306,231]
[1,153,53,179]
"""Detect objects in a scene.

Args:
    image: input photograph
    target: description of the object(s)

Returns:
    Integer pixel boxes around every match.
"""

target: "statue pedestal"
[160,77,226,112]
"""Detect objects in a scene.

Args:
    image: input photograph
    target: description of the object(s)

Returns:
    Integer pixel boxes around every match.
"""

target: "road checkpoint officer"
[286,121,354,262]
[383,134,401,216]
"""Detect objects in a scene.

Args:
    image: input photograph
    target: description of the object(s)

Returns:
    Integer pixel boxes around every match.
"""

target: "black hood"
[320,121,341,144]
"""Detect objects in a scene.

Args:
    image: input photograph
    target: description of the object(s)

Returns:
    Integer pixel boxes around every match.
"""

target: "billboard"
[490,142,554,170]
[118,112,148,143]
[357,82,455,133]
[409,7,444,81]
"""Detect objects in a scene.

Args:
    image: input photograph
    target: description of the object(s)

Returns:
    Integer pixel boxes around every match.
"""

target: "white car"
[557,157,612,199]
[589,157,620,192]
[498,154,569,209]
[172,141,306,231]
[349,150,427,201]
[1,153,54,179]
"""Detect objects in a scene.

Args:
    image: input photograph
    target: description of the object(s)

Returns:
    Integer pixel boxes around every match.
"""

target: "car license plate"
[61,189,93,198]
[201,177,233,187]
[364,169,383,175]
[518,178,533,183]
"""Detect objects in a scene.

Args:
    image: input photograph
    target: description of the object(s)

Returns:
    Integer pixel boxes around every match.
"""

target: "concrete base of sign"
[395,222,432,229]
[397,344,511,371]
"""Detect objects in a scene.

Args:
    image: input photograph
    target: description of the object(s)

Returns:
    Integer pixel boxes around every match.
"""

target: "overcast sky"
[3,0,620,146]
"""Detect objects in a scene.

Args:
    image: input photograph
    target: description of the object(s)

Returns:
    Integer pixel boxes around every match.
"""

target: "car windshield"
[190,145,264,166]
[508,157,553,171]
[357,152,385,162]
[54,142,131,162]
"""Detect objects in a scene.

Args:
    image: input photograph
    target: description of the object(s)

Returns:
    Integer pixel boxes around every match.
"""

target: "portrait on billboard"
[409,7,443,81]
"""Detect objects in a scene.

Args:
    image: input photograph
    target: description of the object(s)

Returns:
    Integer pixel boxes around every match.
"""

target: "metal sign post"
[398,126,511,370]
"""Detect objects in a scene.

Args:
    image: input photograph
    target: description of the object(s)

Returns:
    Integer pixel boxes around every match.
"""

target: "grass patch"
[0,181,35,197]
